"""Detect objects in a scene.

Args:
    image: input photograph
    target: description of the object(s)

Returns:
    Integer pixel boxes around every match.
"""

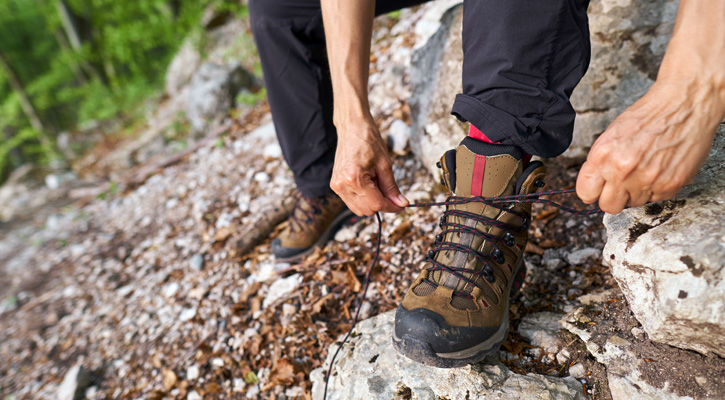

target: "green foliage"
[235,87,267,107]
[0,0,225,183]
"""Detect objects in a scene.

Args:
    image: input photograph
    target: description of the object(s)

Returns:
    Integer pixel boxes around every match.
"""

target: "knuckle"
[613,155,637,173]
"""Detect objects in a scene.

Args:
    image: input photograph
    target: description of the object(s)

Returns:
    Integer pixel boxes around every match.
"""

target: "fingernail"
[397,194,409,206]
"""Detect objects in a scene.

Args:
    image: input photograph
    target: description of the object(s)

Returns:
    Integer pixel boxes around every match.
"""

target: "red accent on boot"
[471,155,486,197]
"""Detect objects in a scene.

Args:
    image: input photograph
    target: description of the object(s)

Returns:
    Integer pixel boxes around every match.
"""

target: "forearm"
[658,0,725,114]
[320,0,376,130]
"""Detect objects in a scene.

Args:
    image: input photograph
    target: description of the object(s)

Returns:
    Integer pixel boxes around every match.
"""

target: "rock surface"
[186,62,256,133]
[57,364,90,400]
[165,40,202,96]
[407,0,681,170]
[311,311,585,400]
[517,312,565,355]
[567,0,679,157]
[603,124,725,357]
[408,3,466,177]
[561,288,725,399]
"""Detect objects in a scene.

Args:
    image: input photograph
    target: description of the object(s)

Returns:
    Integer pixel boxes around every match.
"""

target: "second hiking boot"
[393,137,546,368]
[271,191,354,262]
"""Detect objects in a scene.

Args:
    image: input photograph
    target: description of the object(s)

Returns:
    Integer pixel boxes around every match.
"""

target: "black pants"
[249,0,591,198]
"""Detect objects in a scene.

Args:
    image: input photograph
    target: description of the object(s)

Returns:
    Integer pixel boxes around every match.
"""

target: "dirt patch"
[578,290,725,399]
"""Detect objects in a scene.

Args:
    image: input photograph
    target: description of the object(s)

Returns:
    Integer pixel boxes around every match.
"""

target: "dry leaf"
[345,266,361,292]
[162,369,177,391]
[206,382,222,393]
[312,293,334,314]
[213,226,233,243]
[390,220,411,240]
[525,242,545,255]
[272,358,296,385]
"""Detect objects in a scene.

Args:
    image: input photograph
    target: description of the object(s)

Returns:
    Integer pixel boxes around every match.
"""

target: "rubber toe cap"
[394,306,499,354]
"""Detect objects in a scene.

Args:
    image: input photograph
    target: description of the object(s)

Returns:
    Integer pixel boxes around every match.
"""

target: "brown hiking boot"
[271,190,354,262]
[393,137,546,368]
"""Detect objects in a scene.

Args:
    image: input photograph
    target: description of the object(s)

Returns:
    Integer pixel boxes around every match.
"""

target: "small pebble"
[569,363,586,378]
[187,364,199,380]
[190,254,204,270]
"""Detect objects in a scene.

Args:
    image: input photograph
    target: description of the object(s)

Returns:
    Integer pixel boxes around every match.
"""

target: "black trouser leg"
[452,0,591,158]
[249,0,430,198]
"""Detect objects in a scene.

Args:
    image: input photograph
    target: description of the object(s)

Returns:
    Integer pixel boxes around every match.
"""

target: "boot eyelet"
[435,234,443,243]
[436,161,442,168]
[534,179,545,188]
[493,249,505,264]
[428,250,436,259]
[503,232,515,246]
[520,217,529,228]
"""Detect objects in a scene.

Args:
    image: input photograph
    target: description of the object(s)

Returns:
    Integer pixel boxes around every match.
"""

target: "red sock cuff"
[468,124,533,165]
[468,124,499,144]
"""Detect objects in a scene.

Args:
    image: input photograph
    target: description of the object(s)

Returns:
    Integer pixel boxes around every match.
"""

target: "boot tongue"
[431,138,525,296]
[452,137,523,199]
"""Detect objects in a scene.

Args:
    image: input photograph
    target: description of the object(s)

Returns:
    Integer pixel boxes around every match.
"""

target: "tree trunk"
[53,28,87,85]
[0,52,57,156]
[55,0,82,51]
[0,52,45,133]
[54,0,102,82]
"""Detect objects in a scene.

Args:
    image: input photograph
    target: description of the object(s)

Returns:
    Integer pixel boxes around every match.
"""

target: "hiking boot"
[393,137,546,368]
[271,191,354,262]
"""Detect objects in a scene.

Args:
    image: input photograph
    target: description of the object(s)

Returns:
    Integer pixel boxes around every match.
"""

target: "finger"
[598,183,630,214]
[627,188,652,208]
[375,162,409,208]
[357,173,404,214]
[576,161,606,204]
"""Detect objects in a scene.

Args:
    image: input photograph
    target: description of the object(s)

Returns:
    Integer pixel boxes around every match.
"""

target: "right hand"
[330,123,409,216]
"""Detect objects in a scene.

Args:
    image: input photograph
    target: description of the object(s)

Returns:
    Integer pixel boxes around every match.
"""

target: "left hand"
[576,80,721,214]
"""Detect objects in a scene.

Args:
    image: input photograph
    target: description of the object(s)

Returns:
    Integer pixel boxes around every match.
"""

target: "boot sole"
[273,209,359,263]
[392,261,528,368]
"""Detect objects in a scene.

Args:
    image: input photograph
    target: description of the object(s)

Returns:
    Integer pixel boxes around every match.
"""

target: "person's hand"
[576,80,721,214]
[330,122,409,216]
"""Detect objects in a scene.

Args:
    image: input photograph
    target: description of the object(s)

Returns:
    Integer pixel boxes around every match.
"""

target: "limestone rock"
[165,40,202,96]
[57,364,90,400]
[603,124,725,357]
[186,62,256,133]
[567,0,679,157]
[517,312,565,354]
[409,3,466,177]
[407,0,681,170]
[561,288,725,399]
[311,310,585,400]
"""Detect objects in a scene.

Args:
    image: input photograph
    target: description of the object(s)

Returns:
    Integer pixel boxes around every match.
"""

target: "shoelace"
[419,189,601,299]
[323,188,602,400]
[288,192,326,232]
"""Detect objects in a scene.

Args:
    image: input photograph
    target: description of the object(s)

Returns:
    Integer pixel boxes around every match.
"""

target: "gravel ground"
[0,6,618,399]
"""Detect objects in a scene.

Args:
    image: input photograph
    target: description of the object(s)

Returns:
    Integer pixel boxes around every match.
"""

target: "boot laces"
[288,192,325,233]
[423,198,528,298]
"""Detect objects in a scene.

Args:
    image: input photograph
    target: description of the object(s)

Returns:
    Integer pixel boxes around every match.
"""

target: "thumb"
[576,161,605,204]
[376,163,409,208]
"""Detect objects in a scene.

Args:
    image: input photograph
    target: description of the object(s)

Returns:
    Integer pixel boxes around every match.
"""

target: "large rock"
[310,311,585,400]
[56,364,90,400]
[567,0,679,157]
[408,0,681,172]
[185,62,256,133]
[603,124,725,357]
[409,3,466,177]
[165,40,202,96]
[561,288,725,399]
